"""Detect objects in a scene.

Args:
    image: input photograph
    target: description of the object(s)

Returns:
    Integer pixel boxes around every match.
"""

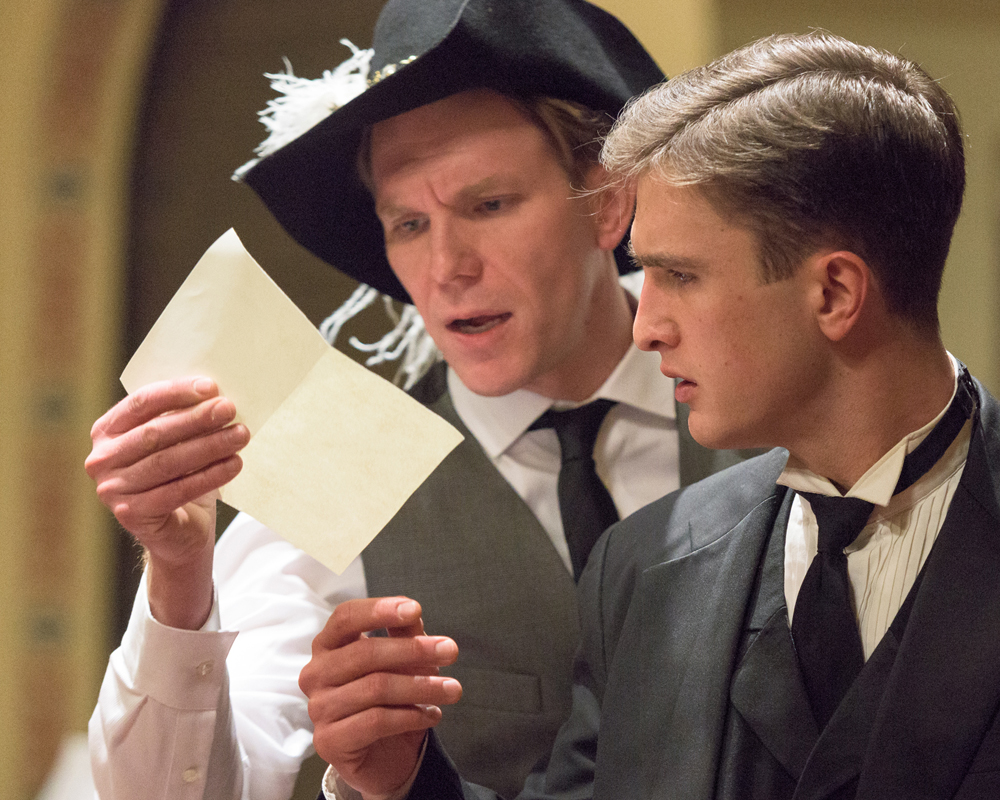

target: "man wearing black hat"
[86,2,747,799]
[310,29,1000,800]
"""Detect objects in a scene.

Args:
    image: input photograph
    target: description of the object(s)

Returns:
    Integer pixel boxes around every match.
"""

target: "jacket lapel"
[731,491,820,780]
[636,483,787,798]
[796,388,1000,800]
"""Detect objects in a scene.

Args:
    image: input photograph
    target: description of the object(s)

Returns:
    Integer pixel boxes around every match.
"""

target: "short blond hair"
[603,31,965,331]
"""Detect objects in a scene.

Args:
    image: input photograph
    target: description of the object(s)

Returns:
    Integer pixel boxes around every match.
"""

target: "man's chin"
[449,362,526,398]
[686,415,766,452]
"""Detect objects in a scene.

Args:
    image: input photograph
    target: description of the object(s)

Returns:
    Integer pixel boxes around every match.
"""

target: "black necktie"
[791,373,975,728]
[530,399,620,580]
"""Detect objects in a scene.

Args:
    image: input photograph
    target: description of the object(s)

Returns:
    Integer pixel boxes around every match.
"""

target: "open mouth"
[447,313,512,335]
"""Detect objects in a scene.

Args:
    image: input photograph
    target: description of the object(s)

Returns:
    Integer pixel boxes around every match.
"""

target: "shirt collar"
[778,354,960,505]
[447,343,677,460]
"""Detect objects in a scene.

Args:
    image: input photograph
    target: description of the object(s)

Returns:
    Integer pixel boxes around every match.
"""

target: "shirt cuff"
[120,572,238,710]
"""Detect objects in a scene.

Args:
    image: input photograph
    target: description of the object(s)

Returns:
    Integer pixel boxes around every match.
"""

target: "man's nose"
[429,218,482,287]
[633,285,679,352]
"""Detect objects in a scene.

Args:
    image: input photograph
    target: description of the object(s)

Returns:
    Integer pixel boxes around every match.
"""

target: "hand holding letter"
[85,377,250,628]
[299,597,463,797]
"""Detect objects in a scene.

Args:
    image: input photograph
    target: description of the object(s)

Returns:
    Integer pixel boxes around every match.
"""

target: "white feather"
[234,39,373,177]
[320,288,442,391]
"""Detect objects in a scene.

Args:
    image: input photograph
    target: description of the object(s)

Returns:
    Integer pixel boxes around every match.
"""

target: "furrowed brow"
[454,176,509,203]
[376,176,511,219]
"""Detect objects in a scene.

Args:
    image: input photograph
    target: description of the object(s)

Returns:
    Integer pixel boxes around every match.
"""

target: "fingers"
[94,419,249,498]
[300,596,460,703]
[301,597,462,796]
[88,381,247,481]
[86,378,250,529]
[305,630,457,690]
[309,672,462,731]
[316,597,428,651]
[92,377,219,437]
[100,396,240,478]
[108,455,242,534]
[301,598,458,690]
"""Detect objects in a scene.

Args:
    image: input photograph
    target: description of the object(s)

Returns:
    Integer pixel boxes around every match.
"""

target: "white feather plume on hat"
[234,40,374,177]
[319,284,440,392]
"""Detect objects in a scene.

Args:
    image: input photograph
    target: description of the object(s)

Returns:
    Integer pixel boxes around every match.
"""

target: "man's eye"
[669,269,694,284]
[479,198,504,213]
[397,218,424,234]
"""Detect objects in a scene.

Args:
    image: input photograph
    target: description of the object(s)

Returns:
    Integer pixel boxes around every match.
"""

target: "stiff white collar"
[778,353,961,506]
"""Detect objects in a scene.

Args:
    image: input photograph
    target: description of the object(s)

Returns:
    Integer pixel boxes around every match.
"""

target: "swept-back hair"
[602,31,965,331]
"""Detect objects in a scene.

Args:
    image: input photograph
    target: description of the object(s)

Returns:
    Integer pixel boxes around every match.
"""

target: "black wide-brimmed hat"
[238,0,664,303]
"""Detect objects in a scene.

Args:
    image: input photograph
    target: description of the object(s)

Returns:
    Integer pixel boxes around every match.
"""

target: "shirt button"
[182,767,200,783]
[195,660,214,677]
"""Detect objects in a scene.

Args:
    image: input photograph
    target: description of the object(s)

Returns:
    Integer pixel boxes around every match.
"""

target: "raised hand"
[300,597,463,797]
[85,376,250,628]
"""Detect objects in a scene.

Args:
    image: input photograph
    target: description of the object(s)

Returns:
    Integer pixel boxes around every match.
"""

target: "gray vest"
[363,362,749,798]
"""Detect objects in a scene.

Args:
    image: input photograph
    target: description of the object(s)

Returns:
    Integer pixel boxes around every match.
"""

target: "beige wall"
[594,0,721,76]
[2,1,998,796]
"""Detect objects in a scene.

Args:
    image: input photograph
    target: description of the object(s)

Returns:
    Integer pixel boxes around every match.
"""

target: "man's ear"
[582,165,634,252]
[809,250,870,342]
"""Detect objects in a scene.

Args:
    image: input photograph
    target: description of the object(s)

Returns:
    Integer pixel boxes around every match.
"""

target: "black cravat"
[791,372,975,728]
[790,492,871,728]
[531,399,620,581]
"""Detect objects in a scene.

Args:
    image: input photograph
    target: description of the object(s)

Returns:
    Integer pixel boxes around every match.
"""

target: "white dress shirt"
[779,357,970,658]
[89,343,680,800]
[448,342,679,572]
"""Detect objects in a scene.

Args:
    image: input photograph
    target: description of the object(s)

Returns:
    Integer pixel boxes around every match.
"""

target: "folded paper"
[121,228,463,573]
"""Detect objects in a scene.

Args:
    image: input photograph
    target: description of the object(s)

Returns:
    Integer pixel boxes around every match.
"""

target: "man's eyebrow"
[454,176,514,202]
[626,242,703,272]
[375,199,408,219]
[375,176,512,218]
